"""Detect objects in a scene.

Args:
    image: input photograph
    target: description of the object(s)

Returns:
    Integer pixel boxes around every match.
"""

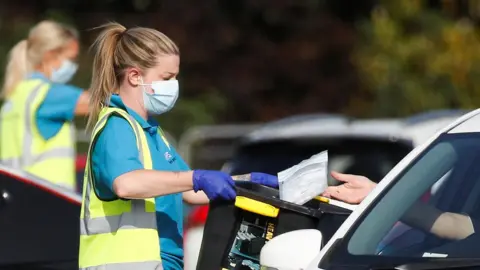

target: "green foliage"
[352,0,480,117]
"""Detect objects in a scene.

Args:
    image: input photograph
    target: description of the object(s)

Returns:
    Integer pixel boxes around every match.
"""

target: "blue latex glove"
[250,172,279,188]
[193,170,236,200]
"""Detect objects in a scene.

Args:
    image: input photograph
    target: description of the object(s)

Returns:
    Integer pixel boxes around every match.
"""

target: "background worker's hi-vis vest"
[79,107,162,270]
[0,79,75,189]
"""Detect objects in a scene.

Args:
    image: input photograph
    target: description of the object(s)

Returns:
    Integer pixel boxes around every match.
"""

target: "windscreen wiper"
[394,258,480,270]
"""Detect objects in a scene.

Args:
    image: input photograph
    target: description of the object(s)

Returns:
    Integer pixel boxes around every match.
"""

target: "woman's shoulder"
[98,114,136,137]
[92,115,137,151]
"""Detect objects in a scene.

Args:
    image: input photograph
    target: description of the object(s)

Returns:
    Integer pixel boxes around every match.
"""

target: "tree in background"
[351,0,480,117]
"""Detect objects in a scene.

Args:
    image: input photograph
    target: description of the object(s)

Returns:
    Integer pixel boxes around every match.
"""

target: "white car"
[261,108,480,269]
[184,110,468,270]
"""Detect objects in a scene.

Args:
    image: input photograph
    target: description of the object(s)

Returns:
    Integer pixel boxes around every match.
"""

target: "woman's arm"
[401,202,474,240]
[74,91,89,115]
[183,190,209,205]
[114,170,194,199]
[92,117,196,200]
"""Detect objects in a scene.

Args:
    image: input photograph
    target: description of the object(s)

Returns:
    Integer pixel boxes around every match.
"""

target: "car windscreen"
[227,138,412,184]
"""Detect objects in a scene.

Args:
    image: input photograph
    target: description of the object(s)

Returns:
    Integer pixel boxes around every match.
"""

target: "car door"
[0,168,81,270]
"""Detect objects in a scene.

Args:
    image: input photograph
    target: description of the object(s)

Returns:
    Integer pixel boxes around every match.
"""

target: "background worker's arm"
[401,201,474,240]
[74,91,89,115]
[36,83,88,140]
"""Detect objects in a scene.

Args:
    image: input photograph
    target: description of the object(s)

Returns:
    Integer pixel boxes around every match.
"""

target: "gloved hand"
[193,170,236,200]
[250,172,279,188]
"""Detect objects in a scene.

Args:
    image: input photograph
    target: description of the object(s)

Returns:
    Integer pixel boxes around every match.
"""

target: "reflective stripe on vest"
[79,108,161,270]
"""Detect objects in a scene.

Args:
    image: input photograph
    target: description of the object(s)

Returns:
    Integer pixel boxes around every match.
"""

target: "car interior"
[349,134,480,258]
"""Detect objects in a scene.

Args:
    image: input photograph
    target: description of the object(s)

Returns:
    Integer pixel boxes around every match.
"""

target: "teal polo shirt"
[90,95,186,270]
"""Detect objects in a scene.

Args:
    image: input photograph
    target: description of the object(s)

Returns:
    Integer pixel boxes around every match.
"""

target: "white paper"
[278,150,328,205]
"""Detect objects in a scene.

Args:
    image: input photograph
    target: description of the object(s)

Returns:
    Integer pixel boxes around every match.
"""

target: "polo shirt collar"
[108,95,159,132]
[28,72,50,82]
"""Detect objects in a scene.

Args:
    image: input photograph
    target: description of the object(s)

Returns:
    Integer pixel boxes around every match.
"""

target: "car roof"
[242,110,471,146]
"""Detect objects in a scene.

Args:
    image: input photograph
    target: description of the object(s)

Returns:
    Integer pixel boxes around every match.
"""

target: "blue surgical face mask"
[140,78,180,115]
[50,60,78,84]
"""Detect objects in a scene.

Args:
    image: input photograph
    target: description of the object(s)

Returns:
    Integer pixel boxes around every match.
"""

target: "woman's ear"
[126,68,141,87]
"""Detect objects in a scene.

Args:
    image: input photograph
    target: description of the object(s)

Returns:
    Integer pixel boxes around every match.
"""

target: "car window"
[347,133,480,259]
[228,138,412,184]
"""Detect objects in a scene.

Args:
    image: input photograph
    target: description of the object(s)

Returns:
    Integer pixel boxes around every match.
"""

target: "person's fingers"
[225,175,235,186]
[331,171,360,183]
[329,191,353,203]
[323,186,337,196]
[226,186,236,200]
[321,191,332,198]
[325,185,351,202]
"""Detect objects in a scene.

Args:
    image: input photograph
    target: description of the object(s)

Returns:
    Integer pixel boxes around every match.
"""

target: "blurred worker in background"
[79,22,277,270]
[0,20,89,190]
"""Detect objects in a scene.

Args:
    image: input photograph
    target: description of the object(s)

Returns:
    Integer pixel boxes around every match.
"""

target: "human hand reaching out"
[321,171,377,204]
[192,170,236,201]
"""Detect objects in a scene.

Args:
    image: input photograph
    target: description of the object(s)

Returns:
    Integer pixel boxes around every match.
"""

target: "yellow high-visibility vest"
[0,79,75,189]
[79,107,162,270]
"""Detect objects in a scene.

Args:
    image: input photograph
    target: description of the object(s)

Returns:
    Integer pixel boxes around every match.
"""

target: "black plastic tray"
[235,181,351,218]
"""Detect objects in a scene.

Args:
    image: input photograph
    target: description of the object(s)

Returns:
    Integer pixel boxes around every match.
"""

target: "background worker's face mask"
[50,59,78,84]
[139,78,180,115]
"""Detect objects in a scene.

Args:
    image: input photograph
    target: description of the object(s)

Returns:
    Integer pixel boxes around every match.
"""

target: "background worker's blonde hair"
[1,20,79,98]
[87,22,179,131]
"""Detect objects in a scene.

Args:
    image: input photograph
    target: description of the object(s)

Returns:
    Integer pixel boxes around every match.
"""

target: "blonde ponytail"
[87,22,126,131]
[87,22,179,131]
[2,40,30,98]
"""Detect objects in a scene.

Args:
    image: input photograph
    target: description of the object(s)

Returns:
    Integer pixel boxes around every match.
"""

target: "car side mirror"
[260,229,322,270]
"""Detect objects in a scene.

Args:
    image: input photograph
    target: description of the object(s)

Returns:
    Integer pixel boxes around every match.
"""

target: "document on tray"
[278,150,329,205]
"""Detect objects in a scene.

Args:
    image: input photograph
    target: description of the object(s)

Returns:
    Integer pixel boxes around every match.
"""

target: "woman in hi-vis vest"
[0,20,89,190]
[79,22,278,270]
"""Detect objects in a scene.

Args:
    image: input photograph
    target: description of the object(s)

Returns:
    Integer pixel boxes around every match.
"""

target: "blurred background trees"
[352,0,480,117]
[2,0,480,135]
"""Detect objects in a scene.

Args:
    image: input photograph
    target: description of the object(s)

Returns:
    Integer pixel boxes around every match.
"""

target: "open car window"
[347,133,480,259]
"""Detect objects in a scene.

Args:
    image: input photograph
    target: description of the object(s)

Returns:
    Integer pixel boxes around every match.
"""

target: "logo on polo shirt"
[164,151,176,164]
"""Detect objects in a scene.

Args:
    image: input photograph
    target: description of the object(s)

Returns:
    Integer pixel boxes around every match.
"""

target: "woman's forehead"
[154,54,180,74]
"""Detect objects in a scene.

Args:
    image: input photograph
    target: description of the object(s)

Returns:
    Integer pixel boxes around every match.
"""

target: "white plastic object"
[260,229,322,270]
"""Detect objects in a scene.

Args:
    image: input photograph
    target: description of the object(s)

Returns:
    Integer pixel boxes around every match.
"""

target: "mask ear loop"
[138,76,154,94]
